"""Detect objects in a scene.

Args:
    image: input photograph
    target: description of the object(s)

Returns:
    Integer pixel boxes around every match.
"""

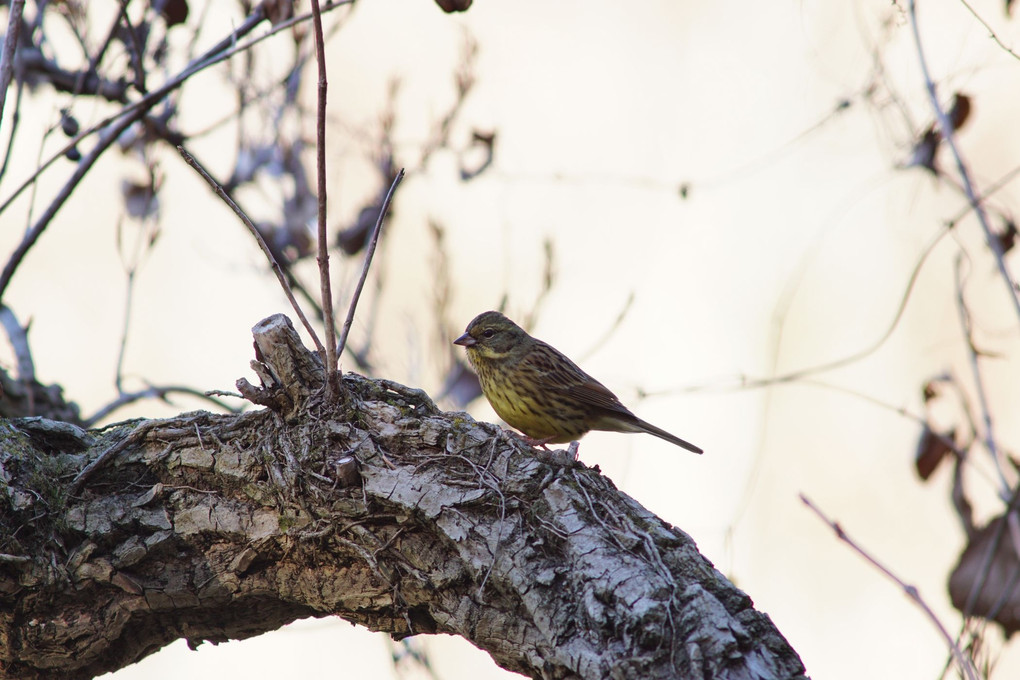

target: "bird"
[453,311,702,454]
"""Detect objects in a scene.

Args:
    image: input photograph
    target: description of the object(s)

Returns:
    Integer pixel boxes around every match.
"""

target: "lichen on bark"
[0,315,807,680]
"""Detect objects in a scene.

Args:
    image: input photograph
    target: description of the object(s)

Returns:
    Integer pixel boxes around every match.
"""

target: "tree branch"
[0,315,806,680]
[0,0,25,129]
[908,0,1020,327]
[176,145,326,358]
[336,169,404,360]
[309,0,338,384]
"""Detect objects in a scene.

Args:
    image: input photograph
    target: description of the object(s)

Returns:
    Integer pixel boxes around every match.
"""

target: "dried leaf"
[336,204,382,256]
[159,0,190,28]
[947,93,971,132]
[60,108,79,137]
[459,129,496,181]
[121,179,160,219]
[915,426,955,481]
[997,218,1017,255]
[948,513,1020,636]
[434,0,473,12]
[264,0,295,25]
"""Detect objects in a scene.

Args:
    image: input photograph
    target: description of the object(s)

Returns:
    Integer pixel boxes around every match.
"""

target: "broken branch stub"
[236,314,326,420]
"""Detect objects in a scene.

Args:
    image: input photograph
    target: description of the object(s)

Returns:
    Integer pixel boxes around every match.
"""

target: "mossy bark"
[0,315,807,680]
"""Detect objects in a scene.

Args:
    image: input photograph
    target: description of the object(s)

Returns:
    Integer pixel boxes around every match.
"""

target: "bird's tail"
[633,418,703,454]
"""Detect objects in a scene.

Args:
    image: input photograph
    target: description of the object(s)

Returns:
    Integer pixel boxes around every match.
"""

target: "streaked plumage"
[453,311,702,454]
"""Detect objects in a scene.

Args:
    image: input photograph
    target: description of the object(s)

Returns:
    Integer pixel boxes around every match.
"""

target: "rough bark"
[0,314,807,680]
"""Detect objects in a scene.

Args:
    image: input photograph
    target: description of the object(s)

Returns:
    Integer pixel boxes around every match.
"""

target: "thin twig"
[68,0,123,101]
[116,0,148,94]
[0,105,148,303]
[83,385,243,428]
[800,494,979,680]
[176,145,325,357]
[953,255,1008,496]
[69,422,159,496]
[0,7,273,219]
[908,0,1020,328]
[0,304,34,381]
[336,169,405,359]
[945,161,1020,227]
[644,221,955,397]
[0,77,23,186]
[0,7,276,303]
[797,377,969,457]
[114,266,136,394]
[579,292,634,363]
[0,0,26,130]
[308,0,337,381]
[957,0,1020,63]
[0,1,351,221]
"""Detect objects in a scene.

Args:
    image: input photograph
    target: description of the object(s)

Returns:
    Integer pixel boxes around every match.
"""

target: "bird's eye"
[482,329,495,339]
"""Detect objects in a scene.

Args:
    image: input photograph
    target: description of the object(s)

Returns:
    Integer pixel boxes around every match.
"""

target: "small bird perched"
[453,311,702,454]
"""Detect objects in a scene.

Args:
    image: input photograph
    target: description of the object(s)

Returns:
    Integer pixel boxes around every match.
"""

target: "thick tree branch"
[0,315,806,680]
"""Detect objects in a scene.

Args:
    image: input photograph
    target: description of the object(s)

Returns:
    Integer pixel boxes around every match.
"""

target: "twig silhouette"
[908,0,1020,327]
[0,0,25,130]
[308,0,338,384]
[801,493,979,680]
[337,170,405,360]
[177,146,325,357]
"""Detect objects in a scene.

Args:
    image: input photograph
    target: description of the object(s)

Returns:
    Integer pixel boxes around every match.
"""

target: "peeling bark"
[0,315,807,680]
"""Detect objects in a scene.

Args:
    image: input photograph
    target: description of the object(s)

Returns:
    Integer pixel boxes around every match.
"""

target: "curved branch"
[0,315,806,680]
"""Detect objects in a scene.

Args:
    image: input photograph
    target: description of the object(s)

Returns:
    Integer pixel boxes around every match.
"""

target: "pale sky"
[3,1,1020,679]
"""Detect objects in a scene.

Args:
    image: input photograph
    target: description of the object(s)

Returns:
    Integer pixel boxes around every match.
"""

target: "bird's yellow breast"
[468,348,585,442]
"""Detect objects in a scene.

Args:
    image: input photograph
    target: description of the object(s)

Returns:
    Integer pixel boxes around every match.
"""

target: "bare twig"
[336,169,405,359]
[953,255,1008,496]
[83,385,242,428]
[579,292,634,364]
[0,106,148,303]
[908,0,1020,328]
[798,377,969,456]
[308,0,338,384]
[114,246,137,394]
[116,0,148,94]
[0,7,278,303]
[0,0,25,129]
[176,145,325,358]
[416,34,478,168]
[0,2,353,221]
[68,0,123,101]
[428,220,453,344]
[0,77,23,186]
[69,421,159,496]
[645,221,955,398]
[522,239,555,332]
[0,7,271,219]
[800,494,979,680]
[108,165,167,405]
[0,304,33,381]
[957,0,1020,63]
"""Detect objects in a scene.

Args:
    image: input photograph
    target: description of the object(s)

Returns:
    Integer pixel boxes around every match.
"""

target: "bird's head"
[453,311,529,359]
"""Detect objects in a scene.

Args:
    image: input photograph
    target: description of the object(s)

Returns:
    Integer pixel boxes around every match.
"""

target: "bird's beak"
[453,332,476,347]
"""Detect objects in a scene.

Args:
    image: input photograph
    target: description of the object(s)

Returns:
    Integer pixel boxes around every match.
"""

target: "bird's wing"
[522,342,635,417]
